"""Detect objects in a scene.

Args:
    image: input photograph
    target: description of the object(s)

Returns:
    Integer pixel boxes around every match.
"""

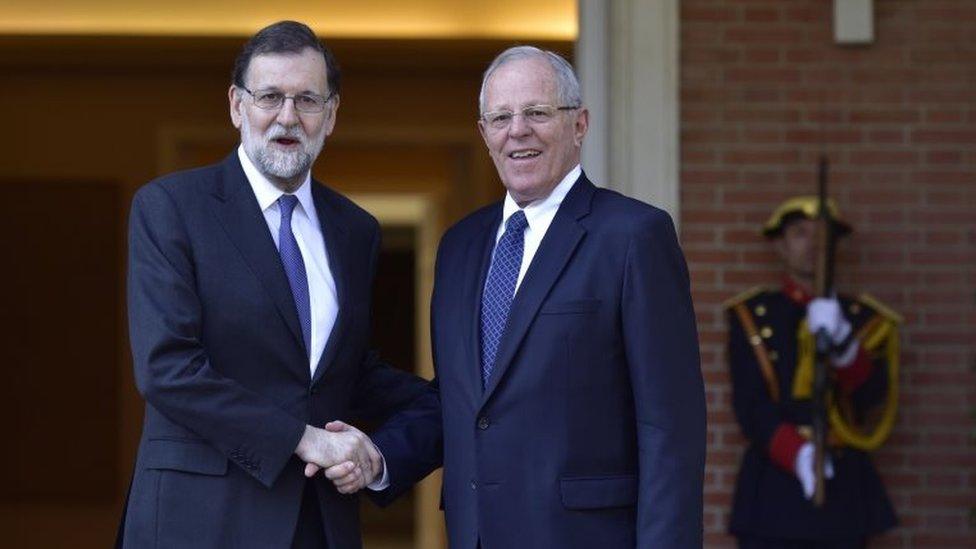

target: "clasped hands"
[294,421,383,494]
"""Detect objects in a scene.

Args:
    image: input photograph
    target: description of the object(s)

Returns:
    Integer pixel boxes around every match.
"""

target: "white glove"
[794,441,835,500]
[807,298,858,367]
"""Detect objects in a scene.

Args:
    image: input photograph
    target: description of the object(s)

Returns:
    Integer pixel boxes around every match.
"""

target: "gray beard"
[254,146,313,182]
[240,117,325,192]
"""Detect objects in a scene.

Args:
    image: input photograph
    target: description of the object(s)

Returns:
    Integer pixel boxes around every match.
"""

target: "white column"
[577,0,681,225]
[576,0,610,189]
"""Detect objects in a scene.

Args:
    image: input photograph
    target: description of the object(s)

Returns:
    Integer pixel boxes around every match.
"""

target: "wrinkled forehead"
[244,48,330,93]
[483,57,559,110]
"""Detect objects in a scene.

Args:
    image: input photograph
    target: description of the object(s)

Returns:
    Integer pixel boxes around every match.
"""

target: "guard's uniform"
[726,197,899,548]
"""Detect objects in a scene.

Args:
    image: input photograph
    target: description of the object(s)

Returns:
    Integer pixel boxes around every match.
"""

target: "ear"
[573,107,589,147]
[477,119,490,148]
[229,85,243,129]
[322,94,340,137]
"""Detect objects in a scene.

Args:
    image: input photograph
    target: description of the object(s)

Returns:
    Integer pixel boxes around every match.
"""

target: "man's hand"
[793,441,835,500]
[294,423,377,485]
[321,421,384,494]
[807,297,858,366]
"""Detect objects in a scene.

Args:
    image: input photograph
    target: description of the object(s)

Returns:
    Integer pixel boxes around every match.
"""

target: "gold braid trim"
[828,317,900,451]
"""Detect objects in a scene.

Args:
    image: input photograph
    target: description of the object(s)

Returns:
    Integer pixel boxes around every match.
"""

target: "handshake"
[294,420,384,494]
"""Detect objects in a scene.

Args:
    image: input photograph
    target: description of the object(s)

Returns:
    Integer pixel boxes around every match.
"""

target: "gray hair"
[478,46,582,115]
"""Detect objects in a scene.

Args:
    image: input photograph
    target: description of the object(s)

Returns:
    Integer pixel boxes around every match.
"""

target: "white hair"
[478,46,582,115]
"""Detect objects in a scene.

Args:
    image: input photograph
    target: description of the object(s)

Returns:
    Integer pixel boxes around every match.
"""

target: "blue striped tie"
[480,210,528,385]
[277,195,311,357]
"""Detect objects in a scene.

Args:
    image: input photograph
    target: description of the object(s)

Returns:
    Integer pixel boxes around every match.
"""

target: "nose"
[275,97,300,126]
[507,112,532,137]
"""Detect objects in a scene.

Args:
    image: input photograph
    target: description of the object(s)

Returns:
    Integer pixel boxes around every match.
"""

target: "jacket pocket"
[144,438,228,476]
[540,298,601,315]
[559,474,637,509]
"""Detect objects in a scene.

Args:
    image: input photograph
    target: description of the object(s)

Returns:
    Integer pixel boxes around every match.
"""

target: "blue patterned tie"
[277,195,311,357]
[480,210,528,385]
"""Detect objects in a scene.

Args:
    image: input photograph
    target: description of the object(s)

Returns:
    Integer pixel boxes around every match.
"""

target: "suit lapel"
[462,208,503,399]
[481,175,594,404]
[209,154,309,379]
[310,183,350,385]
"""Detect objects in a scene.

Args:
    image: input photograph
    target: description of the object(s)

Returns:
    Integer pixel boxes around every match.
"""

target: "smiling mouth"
[508,149,541,160]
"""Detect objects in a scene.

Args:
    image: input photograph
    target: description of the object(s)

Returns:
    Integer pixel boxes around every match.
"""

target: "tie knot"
[505,210,528,234]
[278,194,299,220]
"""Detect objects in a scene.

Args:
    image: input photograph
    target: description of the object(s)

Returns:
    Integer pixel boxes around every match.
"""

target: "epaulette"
[723,286,767,309]
[857,293,903,324]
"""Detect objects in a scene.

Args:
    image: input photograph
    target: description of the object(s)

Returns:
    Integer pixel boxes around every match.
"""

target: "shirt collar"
[782,276,815,305]
[237,144,314,215]
[501,164,581,230]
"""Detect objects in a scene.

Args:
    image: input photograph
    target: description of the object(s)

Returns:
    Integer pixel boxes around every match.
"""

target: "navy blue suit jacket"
[379,174,706,548]
[120,153,430,548]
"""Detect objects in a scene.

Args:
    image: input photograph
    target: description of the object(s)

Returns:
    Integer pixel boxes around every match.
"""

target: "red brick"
[683,6,739,22]
[742,48,781,64]
[909,493,976,509]
[724,27,804,44]
[908,89,973,103]
[804,109,844,124]
[925,110,967,124]
[912,129,976,144]
[723,108,800,123]
[744,8,780,23]
[911,534,976,548]
[927,151,964,165]
[785,129,862,144]
[915,7,976,22]
[850,109,920,124]
[849,151,920,166]
[785,7,826,22]
[682,170,739,185]
[723,149,801,165]
[867,130,906,144]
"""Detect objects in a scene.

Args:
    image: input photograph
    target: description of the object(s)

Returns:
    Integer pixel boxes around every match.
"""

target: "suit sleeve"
[353,222,443,504]
[621,211,706,548]
[127,183,305,488]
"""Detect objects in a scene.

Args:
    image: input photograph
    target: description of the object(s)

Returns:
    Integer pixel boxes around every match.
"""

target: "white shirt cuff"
[366,449,390,491]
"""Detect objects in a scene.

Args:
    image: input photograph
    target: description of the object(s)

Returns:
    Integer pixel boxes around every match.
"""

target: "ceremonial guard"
[726,196,899,548]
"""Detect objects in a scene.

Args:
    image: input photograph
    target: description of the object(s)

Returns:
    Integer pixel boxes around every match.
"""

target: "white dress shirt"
[238,146,338,377]
[494,164,581,294]
[238,146,389,490]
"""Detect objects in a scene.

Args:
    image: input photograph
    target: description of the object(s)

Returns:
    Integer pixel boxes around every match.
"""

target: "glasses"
[240,86,336,114]
[481,104,579,131]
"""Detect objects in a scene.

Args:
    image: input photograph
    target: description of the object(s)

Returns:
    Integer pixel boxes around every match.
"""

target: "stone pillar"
[577,0,681,225]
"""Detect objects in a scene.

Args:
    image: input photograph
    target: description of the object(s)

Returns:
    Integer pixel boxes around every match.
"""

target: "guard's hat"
[762,196,853,238]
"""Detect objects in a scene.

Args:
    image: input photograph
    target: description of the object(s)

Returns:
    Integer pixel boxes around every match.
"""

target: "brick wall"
[680,1,976,546]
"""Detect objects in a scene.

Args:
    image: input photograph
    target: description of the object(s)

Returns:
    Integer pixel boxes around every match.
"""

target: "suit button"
[309,386,318,395]
[477,416,490,430]
[470,480,477,490]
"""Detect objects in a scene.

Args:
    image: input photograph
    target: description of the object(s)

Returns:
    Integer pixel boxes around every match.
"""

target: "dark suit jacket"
[379,174,706,548]
[120,153,430,548]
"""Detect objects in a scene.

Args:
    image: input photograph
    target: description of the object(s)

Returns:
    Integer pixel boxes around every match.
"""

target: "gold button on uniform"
[760,326,773,338]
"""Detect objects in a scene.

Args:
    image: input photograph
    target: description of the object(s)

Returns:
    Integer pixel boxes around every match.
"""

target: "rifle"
[812,156,835,507]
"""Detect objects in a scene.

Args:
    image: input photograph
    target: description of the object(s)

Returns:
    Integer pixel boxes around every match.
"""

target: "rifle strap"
[733,302,780,403]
